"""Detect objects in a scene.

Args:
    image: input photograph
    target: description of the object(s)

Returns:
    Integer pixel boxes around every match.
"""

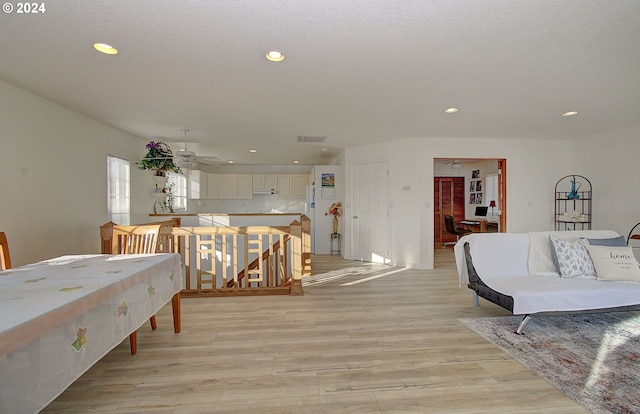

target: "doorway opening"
[434,158,507,248]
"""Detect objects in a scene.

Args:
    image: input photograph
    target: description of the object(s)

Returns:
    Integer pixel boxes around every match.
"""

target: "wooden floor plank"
[42,249,588,413]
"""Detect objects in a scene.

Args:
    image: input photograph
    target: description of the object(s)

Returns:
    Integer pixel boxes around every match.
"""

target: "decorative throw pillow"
[584,245,640,282]
[549,235,596,278]
[583,236,627,247]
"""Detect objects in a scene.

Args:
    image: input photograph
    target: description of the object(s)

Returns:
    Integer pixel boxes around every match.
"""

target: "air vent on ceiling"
[297,135,327,143]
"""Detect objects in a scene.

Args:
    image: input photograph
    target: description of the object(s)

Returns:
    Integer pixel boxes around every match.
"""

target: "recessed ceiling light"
[444,107,459,113]
[320,147,328,152]
[562,111,578,117]
[249,149,257,153]
[265,50,285,62]
[228,160,234,164]
[293,160,299,164]
[93,43,118,55]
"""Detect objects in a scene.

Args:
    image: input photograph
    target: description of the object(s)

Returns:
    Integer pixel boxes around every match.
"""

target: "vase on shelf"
[332,216,338,234]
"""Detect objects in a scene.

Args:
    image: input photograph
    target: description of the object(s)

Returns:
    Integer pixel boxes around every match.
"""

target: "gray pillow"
[583,236,627,247]
[549,235,596,278]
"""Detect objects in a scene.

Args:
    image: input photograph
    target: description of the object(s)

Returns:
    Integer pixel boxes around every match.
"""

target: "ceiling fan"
[441,159,463,169]
[175,128,222,168]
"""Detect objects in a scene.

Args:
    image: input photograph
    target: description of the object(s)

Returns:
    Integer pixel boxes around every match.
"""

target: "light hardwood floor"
[42,249,588,413]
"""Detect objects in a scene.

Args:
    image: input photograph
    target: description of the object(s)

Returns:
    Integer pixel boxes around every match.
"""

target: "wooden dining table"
[0,253,182,414]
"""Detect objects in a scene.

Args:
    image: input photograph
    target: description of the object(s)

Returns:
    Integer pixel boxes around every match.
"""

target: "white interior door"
[352,162,389,263]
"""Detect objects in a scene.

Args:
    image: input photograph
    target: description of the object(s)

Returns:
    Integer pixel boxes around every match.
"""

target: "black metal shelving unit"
[554,175,592,231]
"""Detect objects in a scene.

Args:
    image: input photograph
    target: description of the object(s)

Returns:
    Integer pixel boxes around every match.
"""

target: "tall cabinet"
[554,175,592,230]
[435,177,466,244]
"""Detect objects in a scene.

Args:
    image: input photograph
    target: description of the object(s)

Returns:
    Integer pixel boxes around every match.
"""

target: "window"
[167,172,187,212]
[485,173,499,214]
[107,156,130,224]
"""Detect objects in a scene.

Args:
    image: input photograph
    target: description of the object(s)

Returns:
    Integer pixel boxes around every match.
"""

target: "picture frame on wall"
[470,181,476,192]
[469,193,476,204]
[321,173,336,199]
[472,169,480,178]
[476,193,483,204]
[476,180,482,191]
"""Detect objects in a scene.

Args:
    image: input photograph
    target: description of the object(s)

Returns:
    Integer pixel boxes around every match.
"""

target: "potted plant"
[139,141,182,176]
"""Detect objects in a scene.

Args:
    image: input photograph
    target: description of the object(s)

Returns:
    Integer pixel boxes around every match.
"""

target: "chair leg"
[149,315,157,330]
[129,331,137,355]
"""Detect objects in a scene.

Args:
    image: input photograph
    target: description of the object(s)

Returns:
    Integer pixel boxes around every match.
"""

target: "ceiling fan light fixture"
[176,159,196,169]
[176,149,195,158]
[562,111,578,117]
[266,50,285,62]
[93,43,118,55]
[445,107,459,114]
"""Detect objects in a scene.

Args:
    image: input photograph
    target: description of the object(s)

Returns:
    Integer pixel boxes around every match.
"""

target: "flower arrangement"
[139,141,182,174]
[325,202,342,218]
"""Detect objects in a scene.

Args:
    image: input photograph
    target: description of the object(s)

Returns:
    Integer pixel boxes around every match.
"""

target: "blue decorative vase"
[567,178,581,199]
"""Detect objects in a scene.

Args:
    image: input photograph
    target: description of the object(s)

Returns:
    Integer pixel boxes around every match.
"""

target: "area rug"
[460,311,640,414]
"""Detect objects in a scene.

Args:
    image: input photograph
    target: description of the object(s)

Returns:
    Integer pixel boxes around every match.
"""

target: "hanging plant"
[138,141,182,174]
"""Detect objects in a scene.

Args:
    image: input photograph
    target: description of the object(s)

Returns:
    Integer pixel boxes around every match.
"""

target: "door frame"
[433,158,508,241]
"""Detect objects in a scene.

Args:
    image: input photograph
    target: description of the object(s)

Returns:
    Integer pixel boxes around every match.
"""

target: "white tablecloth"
[0,253,182,413]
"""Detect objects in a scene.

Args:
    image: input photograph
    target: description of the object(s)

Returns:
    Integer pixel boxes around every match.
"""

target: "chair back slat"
[112,225,161,254]
[0,232,11,270]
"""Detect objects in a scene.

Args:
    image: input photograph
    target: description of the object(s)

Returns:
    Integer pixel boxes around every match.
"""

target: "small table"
[330,233,341,255]
[0,253,182,413]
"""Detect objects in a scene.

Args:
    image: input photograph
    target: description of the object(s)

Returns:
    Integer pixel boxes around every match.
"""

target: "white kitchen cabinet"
[188,170,208,199]
[207,173,221,199]
[277,174,307,199]
[252,174,277,192]
[277,174,292,198]
[237,174,253,199]
[292,174,307,198]
[221,174,238,199]
[252,174,265,190]
[220,174,253,199]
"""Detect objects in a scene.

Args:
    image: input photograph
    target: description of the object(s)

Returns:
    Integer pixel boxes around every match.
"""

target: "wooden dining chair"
[0,231,12,271]
[112,225,161,255]
[111,225,161,354]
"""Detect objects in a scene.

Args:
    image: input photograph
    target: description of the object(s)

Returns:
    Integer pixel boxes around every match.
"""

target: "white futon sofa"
[454,230,640,333]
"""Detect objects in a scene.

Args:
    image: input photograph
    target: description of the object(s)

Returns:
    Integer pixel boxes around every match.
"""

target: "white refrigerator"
[305,184,316,253]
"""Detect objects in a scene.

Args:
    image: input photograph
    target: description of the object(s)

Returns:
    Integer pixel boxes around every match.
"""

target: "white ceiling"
[1,1,639,166]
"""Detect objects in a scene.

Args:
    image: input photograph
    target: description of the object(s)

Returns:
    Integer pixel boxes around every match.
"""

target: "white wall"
[345,136,573,269]
[572,125,640,237]
[0,81,150,266]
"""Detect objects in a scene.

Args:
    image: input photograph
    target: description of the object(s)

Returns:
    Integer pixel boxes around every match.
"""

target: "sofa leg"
[472,292,479,306]
[515,315,532,335]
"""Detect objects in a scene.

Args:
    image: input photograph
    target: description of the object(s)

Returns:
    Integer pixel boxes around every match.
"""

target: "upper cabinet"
[189,170,208,199]
[252,174,278,194]
[278,174,307,199]
[221,174,253,199]
[277,174,292,198]
[292,174,307,198]
[237,174,253,199]
[221,174,238,199]
[191,172,307,200]
[207,173,221,199]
